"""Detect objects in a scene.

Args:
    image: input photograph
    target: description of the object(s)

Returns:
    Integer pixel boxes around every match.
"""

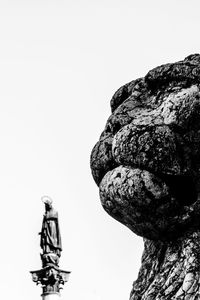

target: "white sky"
[0,1,199,299]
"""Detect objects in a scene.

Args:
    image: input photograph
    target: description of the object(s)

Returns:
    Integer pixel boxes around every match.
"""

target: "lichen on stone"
[90,54,200,299]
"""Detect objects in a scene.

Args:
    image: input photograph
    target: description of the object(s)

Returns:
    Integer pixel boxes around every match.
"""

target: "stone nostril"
[160,174,198,206]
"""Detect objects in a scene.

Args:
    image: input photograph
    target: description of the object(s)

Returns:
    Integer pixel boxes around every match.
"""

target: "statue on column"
[39,196,62,267]
[30,196,70,298]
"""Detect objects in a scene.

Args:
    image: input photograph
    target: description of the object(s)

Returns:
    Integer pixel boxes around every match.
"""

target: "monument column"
[30,196,71,299]
[42,295,59,300]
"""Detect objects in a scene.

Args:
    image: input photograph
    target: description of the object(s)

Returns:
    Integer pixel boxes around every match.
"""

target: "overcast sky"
[0,1,200,300]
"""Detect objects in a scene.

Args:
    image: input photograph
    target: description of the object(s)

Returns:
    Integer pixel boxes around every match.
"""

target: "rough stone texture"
[131,231,200,300]
[90,54,200,299]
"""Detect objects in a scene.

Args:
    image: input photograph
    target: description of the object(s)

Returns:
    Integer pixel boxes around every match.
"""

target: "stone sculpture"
[90,54,200,299]
[40,196,62,267]
[30,197,70,299]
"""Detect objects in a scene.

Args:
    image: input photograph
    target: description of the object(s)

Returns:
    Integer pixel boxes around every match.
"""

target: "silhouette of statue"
[30,196,71,295]
[40,197,62,260]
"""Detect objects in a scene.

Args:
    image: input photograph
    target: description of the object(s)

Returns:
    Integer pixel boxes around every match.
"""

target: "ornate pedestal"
[30,265,71,298]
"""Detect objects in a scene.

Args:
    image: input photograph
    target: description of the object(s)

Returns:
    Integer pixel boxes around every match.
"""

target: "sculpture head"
[42,196,53,211]
[90,54,200,241]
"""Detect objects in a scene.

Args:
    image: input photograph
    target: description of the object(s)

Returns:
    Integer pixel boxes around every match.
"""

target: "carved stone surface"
[40,198,62,264]
[30,266,70,295]
[90,54,200,299]
[41,253,60,268]
[130,231,200,299]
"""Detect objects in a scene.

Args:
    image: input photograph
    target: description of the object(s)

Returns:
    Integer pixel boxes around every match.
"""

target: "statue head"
[90,54,200,241]
[41,196,53,211]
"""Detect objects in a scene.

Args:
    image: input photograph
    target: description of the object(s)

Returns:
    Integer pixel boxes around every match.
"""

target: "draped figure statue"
[30,196,70,296]
[40,197,62,259]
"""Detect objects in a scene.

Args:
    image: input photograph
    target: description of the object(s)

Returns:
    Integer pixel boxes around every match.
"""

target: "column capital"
[30,266,71,295]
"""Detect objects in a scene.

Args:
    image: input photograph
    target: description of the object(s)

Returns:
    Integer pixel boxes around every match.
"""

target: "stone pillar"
[41,293,60,300]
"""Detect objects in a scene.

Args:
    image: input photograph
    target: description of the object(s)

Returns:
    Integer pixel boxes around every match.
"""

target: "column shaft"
[42,293,60,300]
